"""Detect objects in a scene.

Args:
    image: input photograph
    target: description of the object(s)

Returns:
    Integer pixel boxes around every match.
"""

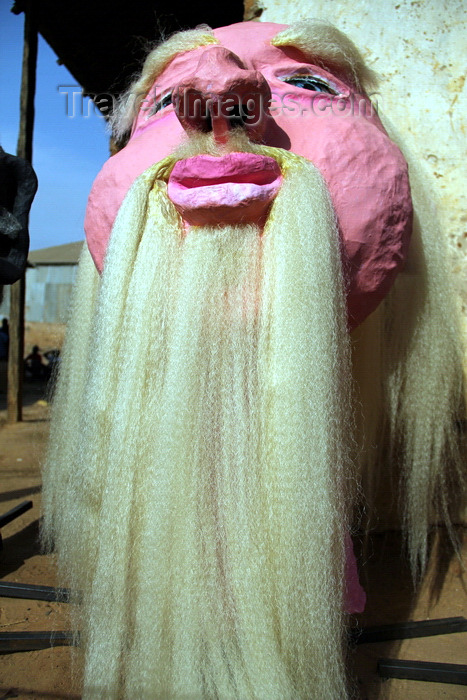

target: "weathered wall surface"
[246,0,467,326]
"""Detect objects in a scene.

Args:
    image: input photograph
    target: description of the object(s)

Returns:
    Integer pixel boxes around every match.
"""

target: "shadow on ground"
[1,519,41,577]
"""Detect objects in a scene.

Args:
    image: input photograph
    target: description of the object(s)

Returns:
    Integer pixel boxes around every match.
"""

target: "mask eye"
[280,75,338,95]
[150,92,173,117]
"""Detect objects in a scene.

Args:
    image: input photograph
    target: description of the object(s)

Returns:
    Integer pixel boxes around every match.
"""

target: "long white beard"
[42,148,354,699]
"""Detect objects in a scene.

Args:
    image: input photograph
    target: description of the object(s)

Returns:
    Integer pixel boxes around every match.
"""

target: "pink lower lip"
[167,153,282,225]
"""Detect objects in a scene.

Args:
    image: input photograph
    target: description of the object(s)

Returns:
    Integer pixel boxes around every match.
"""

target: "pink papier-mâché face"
[85,21,412,328]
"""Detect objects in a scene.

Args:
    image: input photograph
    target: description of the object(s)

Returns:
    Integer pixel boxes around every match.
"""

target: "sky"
[0,1,109,251]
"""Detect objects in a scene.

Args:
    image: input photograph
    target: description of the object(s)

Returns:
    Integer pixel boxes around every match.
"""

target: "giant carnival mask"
[43,20,464,700]
[85,21,412,327]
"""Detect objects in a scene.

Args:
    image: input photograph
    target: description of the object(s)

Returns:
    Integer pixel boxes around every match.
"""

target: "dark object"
[0,631,75,653]
[377,658,467,685]
[0,146,37,285]
[0,499,33,550]
[350,617,467,645]
[12,1,244,99]
[0,580,71,603]
[0,317,9,360]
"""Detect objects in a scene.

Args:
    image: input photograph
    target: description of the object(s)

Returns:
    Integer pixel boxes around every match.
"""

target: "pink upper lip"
[169,153,281,188]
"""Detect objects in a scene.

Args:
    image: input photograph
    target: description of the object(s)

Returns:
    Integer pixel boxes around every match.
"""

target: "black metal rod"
[0,500,32,528]
[350,617,467,645]
[378,659,467,685]
[0,580,71,603]
[0,631,75,653]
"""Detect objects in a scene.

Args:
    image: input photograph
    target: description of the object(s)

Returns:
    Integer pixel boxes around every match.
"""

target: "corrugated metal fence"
[0,263,78,323]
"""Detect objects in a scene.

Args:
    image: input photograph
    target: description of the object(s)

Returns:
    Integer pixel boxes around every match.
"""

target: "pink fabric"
[344,533,366,614]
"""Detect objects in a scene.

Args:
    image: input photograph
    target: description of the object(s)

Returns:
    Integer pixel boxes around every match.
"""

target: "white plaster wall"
[255,0,467,323]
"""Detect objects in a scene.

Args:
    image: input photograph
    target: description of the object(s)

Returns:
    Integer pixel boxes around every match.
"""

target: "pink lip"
[167,153,282,225]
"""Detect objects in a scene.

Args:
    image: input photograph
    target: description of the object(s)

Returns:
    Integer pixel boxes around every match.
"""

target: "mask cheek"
[287,116,412,328]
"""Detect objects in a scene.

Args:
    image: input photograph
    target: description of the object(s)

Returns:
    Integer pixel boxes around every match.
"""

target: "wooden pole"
[7,0,38,423]
[16,0,37,164]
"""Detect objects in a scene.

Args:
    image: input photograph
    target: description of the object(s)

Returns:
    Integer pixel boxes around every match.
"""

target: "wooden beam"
[0,630,75,652]
[16,0,38,164]
[7,0,38,423]
[7,279,25,422]
[378,659,467,685]
[0,580,71,603]
[350,617,467,645]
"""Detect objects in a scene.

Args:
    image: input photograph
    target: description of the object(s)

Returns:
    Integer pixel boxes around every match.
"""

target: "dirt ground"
[0,324,466,699]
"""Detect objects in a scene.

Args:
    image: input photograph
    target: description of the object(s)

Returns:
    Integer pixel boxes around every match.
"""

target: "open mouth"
[167,153,282,225]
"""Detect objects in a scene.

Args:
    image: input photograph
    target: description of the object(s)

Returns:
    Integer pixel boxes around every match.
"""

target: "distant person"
[0,317,9,361]
[25,344,44,381]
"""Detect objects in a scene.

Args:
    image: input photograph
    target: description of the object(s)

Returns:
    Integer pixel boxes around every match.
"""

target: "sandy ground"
[0,324,466,699]
[22,322,66,356]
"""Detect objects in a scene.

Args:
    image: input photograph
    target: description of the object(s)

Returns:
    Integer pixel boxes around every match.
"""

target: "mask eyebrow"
[110,26,219,142]
[270,20,378,93]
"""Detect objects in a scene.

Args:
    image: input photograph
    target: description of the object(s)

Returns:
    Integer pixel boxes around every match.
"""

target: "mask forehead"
[213,21,289,70]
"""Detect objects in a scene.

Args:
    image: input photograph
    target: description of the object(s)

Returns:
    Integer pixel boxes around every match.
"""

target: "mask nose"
[173,47,271,144]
